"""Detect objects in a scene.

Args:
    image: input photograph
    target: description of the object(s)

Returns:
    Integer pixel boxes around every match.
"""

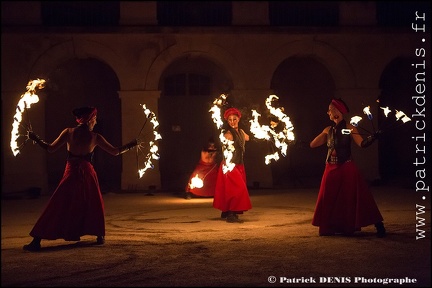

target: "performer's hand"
[28,131,49,150]
[361,134,377,148]
[118,138,138,155]
[28,131,38,142]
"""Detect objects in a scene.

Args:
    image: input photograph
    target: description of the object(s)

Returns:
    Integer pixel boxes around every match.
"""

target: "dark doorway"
[158,56,232,192]
[44,58,121,193]
[379,57,427,187]
[271,56,335,187]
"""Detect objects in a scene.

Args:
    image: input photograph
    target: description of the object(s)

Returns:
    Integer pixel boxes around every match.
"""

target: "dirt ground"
[1,185,430,287]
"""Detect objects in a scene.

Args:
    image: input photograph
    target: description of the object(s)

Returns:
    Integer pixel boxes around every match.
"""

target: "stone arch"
[267,55,336,187]
[27,40,123,192]
[377,56,420,186]
[262,39,356,90]
[155,53,235,191]
[29,38,128,90]
[143,42,247,91]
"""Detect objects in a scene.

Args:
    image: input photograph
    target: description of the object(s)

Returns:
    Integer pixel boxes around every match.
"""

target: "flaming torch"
[249,94,295,164]
[137,104,162,178]
[10,79,46,156]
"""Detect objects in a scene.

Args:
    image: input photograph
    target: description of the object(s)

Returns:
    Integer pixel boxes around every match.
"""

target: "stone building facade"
[2,1,430,195]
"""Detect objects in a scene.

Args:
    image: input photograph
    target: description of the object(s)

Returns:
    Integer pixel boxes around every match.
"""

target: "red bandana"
[331,99,349,114]
[223,108,242,120]
[75,107,97,124]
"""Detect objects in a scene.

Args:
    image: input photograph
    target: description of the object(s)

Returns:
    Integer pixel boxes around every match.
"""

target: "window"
[163,73,210,97]
[42,1,119,26]
[157,1,231,26]
[377,2,431,27]
[269,1,339,26]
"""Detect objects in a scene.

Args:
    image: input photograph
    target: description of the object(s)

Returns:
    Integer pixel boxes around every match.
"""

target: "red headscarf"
[331,98,349,115]
[73,107,98,124]
[223,107,241,120]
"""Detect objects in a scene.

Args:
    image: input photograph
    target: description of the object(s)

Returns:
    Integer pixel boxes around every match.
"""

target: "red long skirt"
[29,158,105,241]
[312,161,383,235]
[213,163,252,212]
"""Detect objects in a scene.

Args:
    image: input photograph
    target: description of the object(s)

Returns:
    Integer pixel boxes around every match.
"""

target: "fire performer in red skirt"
[213,107,252,223]
[185,138,220,199]
[309,98,386,237]
[23,106,138,251]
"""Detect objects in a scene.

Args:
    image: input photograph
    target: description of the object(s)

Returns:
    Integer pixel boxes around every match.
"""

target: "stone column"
[119,90,161,191]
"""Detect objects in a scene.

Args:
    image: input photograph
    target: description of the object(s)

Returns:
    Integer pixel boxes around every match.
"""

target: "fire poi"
[10,79,46,156]
[249,94,295,164]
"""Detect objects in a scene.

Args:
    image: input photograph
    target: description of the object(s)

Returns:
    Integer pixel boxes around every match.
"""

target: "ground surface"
[1,186,430,287]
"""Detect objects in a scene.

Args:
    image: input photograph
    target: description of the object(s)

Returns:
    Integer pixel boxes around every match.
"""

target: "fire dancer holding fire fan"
[23,106,138,251]
[213,107,252,223]
[309,98,386,237]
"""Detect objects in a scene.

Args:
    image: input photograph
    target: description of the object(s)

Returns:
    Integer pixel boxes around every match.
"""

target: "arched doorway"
[270,56,335,187]
[379,57,424,187]
[44,58,121,193]
[158,55,233,192]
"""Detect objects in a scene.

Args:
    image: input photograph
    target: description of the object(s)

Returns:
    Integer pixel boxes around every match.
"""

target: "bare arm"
[310,126,330,148]
[28,128,68,153]
[242,129,250,142]
[95,134,138,156]
[46,128,69,153]
[95,133,121,156]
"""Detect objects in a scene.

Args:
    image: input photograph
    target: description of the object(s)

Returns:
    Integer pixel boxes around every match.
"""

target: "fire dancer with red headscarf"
[213,107,252,223]
[23,106,138,251]
[310,98,386,237]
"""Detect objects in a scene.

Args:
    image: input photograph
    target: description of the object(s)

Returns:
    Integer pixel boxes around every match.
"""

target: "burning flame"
[10,79,46,156]
[395,110,411,123]
[189,174,204,189]
[138,104,162,178]
[209,94,235,173]
[380,106,391,117]
[363,106,373,120]
[249,94,295,164]
[350,105,411,136]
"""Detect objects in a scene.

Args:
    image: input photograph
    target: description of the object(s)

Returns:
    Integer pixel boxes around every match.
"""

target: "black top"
[326,119,352,164]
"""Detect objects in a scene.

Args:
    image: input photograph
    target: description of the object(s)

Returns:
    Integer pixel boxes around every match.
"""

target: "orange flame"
[10,79,46,156]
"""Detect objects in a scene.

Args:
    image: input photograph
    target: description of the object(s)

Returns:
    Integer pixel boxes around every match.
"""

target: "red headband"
[331,99,349,114]
[76,107,97,124]
[223,108,241,120]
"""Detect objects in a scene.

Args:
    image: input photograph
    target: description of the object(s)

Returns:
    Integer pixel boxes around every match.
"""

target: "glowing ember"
[10,79,46,156]
[138,104,162,178]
